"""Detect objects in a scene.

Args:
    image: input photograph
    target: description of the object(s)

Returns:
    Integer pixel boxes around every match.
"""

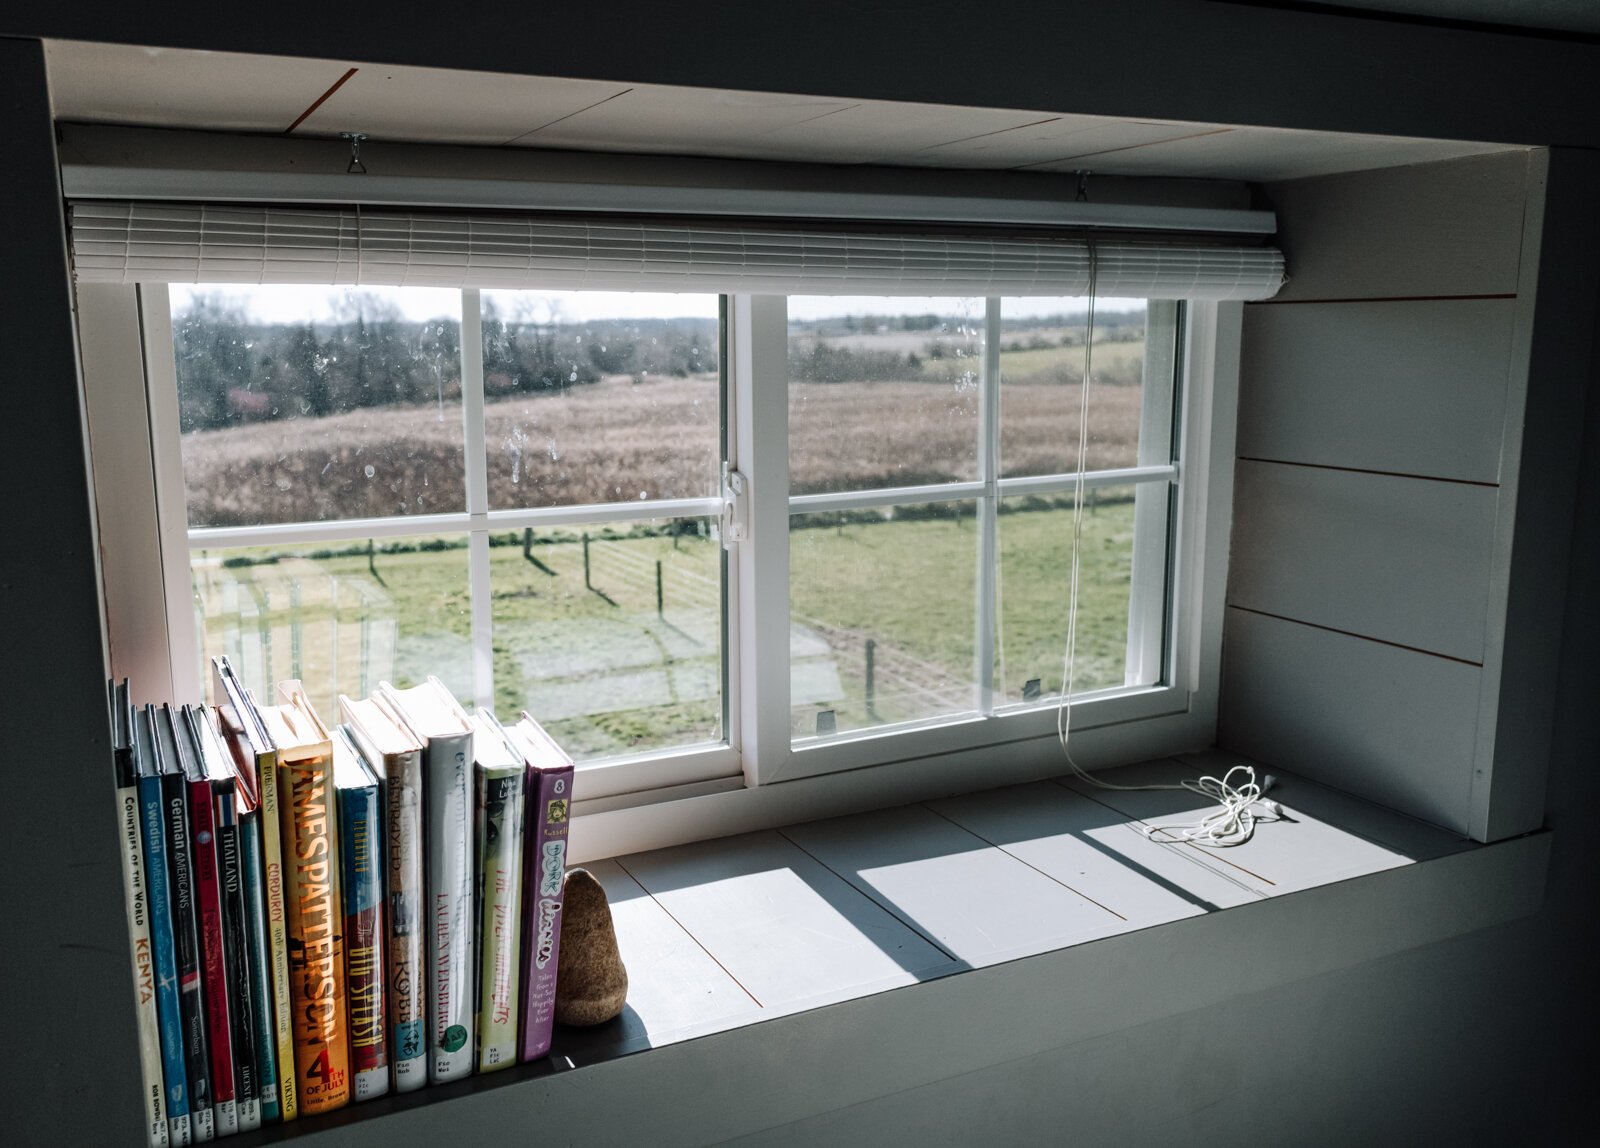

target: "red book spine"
[346,896,384,1083]
[189,776,236,1110]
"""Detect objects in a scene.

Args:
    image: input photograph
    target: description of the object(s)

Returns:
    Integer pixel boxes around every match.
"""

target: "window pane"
[490,517,722,761]
[480,291,720,509]
[790,501,977,739]
[999,298,1172,477]
[993,483,1167,705]
[171,285,465,527]
[789,297,983,495]
[192,533,473,720]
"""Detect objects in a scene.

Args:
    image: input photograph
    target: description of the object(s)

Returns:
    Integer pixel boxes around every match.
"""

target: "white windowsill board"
[221,750,1545,1147]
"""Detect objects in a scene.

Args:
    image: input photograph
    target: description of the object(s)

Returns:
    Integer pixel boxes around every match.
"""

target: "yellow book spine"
[258,749,298,1122]
[279,758,351,1115]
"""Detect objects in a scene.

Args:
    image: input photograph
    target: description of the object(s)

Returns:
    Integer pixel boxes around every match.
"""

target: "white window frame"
[78,277,1239,841]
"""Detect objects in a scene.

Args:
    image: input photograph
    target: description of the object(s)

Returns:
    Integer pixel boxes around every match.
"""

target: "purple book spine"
[518,763,573,1061]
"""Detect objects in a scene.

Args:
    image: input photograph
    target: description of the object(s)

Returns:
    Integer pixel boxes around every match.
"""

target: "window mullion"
[460,288,494,710]
[732,295,792,784]
[976,298,1002,716]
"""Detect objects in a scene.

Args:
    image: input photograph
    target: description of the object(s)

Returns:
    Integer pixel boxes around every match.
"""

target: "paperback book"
[212,656,296,1122]
[340,693,427,1093]
[136,706,191,1146]
[469,712,525,1073]
[505,713,575,1063]
[379,678,476,1084]
[333,728,390,1101]
[111,681,170,1148]
[153,705,213,1142]
[256,683,351,1115]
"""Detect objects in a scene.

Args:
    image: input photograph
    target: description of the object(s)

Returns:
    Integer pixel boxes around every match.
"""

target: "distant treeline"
[172,292,720,433]
[787,309,1145,337]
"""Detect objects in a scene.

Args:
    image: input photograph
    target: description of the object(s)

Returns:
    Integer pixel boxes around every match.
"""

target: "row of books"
[112,658,574,1147]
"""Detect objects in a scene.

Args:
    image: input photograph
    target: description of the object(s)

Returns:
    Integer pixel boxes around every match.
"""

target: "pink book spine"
[518,763,572,1061]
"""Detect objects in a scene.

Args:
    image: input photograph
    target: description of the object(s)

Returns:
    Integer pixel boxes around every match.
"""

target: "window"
[75,198,1274,810]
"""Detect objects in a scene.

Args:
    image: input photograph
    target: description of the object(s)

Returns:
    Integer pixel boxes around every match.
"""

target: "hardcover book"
[504,713,575,1063]
[212,702,282,1124]
[111,681,171,1148]
[333,728,390,1101]
[340,693,427,1094]
[153,705,213,1142]
[469,712,525,1073]
[137,706,191,1146]
[256,683,351,1116]
[175,705,237,1136]
[378,678,476,1084]
[195,710,263,1132]
[212,656,296,1122]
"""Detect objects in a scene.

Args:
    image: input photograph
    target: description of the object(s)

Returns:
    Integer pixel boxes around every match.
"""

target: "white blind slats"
[69,201,1285,300]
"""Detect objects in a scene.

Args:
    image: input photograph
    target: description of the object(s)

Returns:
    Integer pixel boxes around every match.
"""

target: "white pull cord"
[1054,252,1276,848]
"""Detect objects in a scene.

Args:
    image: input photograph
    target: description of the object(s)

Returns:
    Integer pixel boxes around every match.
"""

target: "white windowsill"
[218,749,1549,1146]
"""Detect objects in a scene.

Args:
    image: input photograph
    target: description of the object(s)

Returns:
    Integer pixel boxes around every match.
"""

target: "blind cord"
[1053,248,1278,848]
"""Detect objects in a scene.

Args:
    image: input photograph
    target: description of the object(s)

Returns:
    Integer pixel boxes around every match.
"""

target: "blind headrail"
[68,200,1286,300]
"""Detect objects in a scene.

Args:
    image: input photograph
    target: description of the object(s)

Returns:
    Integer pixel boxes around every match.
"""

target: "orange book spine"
[279,757,352,1114]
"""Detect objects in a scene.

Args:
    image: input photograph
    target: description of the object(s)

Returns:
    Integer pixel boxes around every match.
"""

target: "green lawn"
[194,500,1140,760]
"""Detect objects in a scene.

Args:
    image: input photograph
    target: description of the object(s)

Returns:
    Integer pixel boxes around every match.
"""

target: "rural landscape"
[175,291,1158,758]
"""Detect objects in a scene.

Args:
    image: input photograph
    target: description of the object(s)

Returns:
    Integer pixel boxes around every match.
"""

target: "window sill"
[226,750,1548,1146]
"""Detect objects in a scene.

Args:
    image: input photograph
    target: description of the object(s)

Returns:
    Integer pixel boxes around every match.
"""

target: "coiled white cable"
[1054,249,1275,848]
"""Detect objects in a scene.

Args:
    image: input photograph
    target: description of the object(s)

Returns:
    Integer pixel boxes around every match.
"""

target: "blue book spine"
[338,777,388,1100]
[239,815,281,1122]
[139,772,191,1140]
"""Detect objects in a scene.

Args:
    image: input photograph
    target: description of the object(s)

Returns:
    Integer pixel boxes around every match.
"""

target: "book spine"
[279,761,352,1115]
[257,750,297,1122]
[239,813,281,1122]
[340,782,389,1100]
[163,773,213,1143]
[188,776,237,1135]
[120,779,171,1148]
[216,794,261,1131]
[476,773,524,1072]
[518,764,573,1062]
[140,774,192,1145]
[385,750,427,1093]
[426,732,475,1083]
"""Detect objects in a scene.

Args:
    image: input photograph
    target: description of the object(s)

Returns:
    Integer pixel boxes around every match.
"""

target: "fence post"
[290,580,302,681]
[368,538,379,579]
[583,532,592,590]
[865,637,877,719]
[523,527,533,561]
[656,559,665,619]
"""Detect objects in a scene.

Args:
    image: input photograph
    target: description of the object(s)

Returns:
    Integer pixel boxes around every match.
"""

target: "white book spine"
[387,751,427,1093]
[120,780,171,1148]
[475,770,524,1073]
[426,731,475,1083]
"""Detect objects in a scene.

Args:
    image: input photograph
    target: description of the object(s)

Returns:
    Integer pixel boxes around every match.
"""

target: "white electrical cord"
[1053,248,1277,848]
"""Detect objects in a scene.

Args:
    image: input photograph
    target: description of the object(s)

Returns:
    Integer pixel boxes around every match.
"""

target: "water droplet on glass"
[364,465,376,478]
[639,491,647,500]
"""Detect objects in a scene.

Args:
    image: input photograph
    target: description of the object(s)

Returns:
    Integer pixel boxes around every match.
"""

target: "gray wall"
[1222,150,1595,843]
[3,3,1598,1144]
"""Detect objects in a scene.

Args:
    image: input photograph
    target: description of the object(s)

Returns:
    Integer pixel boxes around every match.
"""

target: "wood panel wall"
[1222,151,1547,837]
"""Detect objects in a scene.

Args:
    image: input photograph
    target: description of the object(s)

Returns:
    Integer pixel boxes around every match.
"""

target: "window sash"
[129,284,1215,801]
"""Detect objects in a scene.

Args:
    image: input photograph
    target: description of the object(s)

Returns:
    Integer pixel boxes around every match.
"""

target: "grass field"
[195,499,1139,760]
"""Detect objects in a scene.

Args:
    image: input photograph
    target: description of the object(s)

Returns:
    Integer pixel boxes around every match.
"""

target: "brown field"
[181,372,1145,526]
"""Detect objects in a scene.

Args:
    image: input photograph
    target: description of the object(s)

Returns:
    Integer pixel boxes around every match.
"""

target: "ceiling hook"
[341,131,369,175]
[1075,169,1091,203]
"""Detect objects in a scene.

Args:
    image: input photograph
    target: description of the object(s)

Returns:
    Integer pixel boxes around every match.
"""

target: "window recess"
[71,197,1280,801]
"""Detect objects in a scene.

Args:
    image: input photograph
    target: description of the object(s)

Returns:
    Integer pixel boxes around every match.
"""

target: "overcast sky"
[169,285,1145,324]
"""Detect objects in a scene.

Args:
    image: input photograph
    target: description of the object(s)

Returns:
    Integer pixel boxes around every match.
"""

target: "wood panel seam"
[611,856,768,1009]
[1225,603,1485,667]
[1235,455,1499,488]
[771,827,962,962]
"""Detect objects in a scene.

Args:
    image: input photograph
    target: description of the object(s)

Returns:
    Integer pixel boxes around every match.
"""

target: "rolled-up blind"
[69,200,1285,300]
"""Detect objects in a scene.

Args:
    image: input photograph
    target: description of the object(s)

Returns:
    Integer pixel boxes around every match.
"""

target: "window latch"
[720,462,749,550]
